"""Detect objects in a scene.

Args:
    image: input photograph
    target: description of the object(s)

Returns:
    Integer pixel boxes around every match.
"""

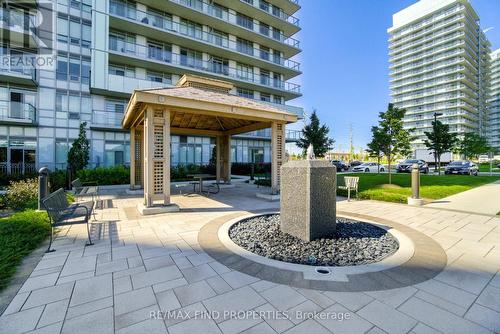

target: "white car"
[352,162,385,173]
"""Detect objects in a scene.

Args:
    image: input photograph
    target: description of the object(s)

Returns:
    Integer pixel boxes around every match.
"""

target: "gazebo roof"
[122,75,298,136]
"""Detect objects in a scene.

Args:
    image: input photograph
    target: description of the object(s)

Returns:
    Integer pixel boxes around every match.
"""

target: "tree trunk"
[437,156,441,176]
[377,156,380,174]
[388,155,392,184]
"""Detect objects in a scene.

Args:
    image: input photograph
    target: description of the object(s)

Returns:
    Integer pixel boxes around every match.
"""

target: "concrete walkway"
[426,180,500,215]
[0,183,499,334]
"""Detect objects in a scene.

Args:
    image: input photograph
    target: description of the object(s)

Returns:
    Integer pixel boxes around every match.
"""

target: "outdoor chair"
[41,188,95,252]
[71,178,99,202]
[338,176,359,201]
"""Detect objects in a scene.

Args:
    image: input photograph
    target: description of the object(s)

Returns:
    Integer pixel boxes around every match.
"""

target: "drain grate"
[315,267,331,275]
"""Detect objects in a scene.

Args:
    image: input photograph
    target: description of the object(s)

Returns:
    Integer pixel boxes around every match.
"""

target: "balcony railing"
[92,110,124,128]
[0,7,36,34]
[108,39,301,94]
[238,128,301,141]
[0,101,36,124]
[0,55,37,81]
[236,0,299,27]
[109,3,300,71]
[168,0,300,49]
[107,73,173,94]
[0,162,37,175]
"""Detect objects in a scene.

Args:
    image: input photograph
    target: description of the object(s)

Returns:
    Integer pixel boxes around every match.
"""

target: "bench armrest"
[81,181,98,186]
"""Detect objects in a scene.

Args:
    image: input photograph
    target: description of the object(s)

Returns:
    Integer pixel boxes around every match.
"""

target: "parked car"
[396,159,429,174]
[349,160,363,167]
[331,160,349,171]
[478,155,489,163]
[444,161,478,176]
[352,162,385,173]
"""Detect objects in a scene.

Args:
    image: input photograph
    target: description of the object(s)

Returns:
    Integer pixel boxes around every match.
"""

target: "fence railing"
[0,101,37,123]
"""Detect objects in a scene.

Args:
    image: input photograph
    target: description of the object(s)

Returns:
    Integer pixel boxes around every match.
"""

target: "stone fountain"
[280,144,337,242]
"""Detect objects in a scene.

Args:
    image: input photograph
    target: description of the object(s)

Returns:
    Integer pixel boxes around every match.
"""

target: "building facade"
[490,49,500,153]
[0,0,302,175]
[388,0,491,150]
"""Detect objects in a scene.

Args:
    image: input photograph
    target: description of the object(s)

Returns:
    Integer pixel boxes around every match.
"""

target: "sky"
[289,0,500,153]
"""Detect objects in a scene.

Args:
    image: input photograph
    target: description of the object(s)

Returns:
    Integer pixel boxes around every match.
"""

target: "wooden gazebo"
[122,75,298,214]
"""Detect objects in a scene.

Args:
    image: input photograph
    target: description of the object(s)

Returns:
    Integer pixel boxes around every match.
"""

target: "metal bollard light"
[38,167,50,210]
[408,163,424,206]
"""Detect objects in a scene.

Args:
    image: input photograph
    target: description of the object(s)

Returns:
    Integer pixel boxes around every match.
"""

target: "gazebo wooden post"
[129,127,136,190]
[143,107,154,206]
[216,136,221,183]
[162,108,171,205]
[271,121,286,194]
[221,134,231,183]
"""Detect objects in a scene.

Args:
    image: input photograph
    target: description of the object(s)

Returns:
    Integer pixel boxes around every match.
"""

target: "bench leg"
[85,220,94,246]
[347,188,351,202]
[46,227,55,253]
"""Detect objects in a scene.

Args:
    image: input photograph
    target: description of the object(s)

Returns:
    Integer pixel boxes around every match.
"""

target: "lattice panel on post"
[153,161,164,194]
[154,125,164,159]
[154,110,163,118]
[276,124,284,186]
[134,130,142,186]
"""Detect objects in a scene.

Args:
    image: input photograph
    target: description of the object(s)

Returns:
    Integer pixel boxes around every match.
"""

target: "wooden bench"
[338,176,359,201]
[41,188,95,252]
[71,178,99,202]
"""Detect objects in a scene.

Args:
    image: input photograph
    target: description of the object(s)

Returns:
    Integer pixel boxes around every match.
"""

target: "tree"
[296,110,334,158]
[366,126,389,174]
[67,122,90,177]
[377,103,413,184]
[423,120,457,175]
[454,132,491,160]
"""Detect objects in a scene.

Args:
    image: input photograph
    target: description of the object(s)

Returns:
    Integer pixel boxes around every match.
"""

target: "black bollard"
[38,167,50,210]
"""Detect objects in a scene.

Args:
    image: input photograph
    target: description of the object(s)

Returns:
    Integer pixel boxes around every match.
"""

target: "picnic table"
[187,174,216,193]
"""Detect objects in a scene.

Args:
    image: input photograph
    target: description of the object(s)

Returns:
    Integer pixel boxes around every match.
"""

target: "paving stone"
[250,280,278,293]
[117,319,168,334]
[34,256,67,271]
[410,322,441,334]
[23,282,74,309]
[2,291,30,315]
[167,317,222,334]
[414,291,467,316]
[187,253,213,266]
[156,289,181,311]
[323,291,374,312]
[476,285,500,312]
[153,278,188,293]
[415,278,476,309]
[131,265,183,289]
[56,271,95,285]
[96,258,128,275]
[70,274,112,307]
[172,256,193,269]
[61,307,113,334]
[181,263,218,283]
[66,297,113,319]
[315,303,373,334]
[365,286,417,308]
[163,302,207,328]
[464,303,500,333]
[115,304,159,330]
[220,271,259,289]
[114,275,133,294]
[203,286,266,322]
[208,261,231,275]
[399,297,491,334]
[143,256,175,271]
[0,306,44,334]
[283,319,330,334]
[19,273,59,293]
[240,322,277,334]
[219,314,262,334]
[253,303,294,333]
[113,245,140,260]
[206,276,233,294]
[296,289,335,309]
[60,255,96,277]
[358,300,417,334]
[287,300,323,324]
[259,285,307,311]
[37,299,70,328]
[434,263,493,295]
[127,256,143,268]
[174,280,217,306]
[25,321,63,334]
[115,286,157,315]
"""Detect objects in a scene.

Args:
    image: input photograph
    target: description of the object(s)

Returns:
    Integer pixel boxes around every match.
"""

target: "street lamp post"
[433,112,443,173]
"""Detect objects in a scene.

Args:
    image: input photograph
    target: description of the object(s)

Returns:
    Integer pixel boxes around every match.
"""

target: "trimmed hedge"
[76,165,130,186]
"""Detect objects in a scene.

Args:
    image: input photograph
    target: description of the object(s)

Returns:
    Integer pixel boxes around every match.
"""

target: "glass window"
[260,69,270,86]
[69,57,80,81]
[212,4,228,20]
[82,22,91,48]
[212,29,228,48]
[209,56,228,75]
[56,54,68,80]
[57,16,68,43]
[56,91,68,111]
[237,88,253,99]
[236,13,253,30]
[259,0,269,12]
[55,141,69,168]
[69,94,80,113]
[236,63,253,80]
[259,22,269,36]
[81,58,90,84]
[260,92,271,102]
[260,46,270,61]
[236,38,253,56]
[69,19,81,45]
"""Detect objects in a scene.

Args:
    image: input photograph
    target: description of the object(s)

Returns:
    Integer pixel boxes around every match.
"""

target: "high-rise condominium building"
[388,0,491,150]
[490,49,500,153]
[0,0,302,175]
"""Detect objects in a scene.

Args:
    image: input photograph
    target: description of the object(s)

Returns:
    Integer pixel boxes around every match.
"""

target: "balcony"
[236,127,302,141]
[93,73,173,97]
[0,8,38,47]
[136,0,300,57]
[0,101,37,125]
[0,55,37,86]
[109,4,300,77]
[91,110,124,130]
[108,40,301,99]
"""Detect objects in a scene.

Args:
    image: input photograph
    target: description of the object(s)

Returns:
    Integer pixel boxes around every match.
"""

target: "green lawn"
[478,163,500,173]
[0,210,51,290]
[338,173,500,204]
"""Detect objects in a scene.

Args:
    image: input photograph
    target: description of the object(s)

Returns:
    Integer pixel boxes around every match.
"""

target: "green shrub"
[0,210,50,290]
[6,178,38,210]
[76,165,130,185]
[50,169,68,191]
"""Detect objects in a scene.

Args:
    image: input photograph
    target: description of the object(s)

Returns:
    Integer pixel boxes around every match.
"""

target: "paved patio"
[1,182,500,334]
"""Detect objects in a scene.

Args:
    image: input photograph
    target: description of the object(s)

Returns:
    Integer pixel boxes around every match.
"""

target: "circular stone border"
[220,213,414,281]
[198,210,447,292]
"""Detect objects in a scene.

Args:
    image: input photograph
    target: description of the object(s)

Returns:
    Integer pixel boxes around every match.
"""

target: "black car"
[331,160,349,171]
[349,160,362,167]
[396,159,429,173]
[445,160,479,176]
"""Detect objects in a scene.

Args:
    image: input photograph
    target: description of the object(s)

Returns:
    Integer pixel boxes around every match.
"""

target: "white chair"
[338,176,359,201]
